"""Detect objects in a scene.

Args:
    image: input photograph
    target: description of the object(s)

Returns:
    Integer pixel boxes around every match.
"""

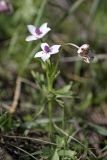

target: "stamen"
[35,28,42,35]
[44,45,51,53]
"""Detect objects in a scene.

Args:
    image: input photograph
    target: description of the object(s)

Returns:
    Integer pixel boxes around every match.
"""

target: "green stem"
[46,61,53,134]
[48,100,53,134]
[62,106,65,160]
[62,107,65,129]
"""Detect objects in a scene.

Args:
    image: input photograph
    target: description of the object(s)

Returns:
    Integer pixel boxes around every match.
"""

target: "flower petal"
[77,44,89,54]
[34,51,44,58]
[40,22,47,31]
[82,57,90,63]
[50,45,61,54]
[39,22,51,38]
[40,28,51,38]
[27,25,36,35]
[41,53,50,61]
[77,48,82,54]
[80,44,89,49]
[25,35,37,41]
[41,43,49,51]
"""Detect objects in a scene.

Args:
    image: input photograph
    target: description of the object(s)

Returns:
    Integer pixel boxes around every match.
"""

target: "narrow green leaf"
[69,0,85,15]
[56,83,72,93]
[89,123,107,136]
[80,93,92,110]
[58,150,77,158]
[52,150,59,160]
[35,0,47,27]
[56,98,64,107]
[90,0,100,17]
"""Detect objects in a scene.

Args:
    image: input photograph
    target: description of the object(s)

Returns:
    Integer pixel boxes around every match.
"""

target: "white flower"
[34,43,61,61]
[26,22,51,41]
[0,1,8,12]
[77,44,89,54]
[77,44,94,63]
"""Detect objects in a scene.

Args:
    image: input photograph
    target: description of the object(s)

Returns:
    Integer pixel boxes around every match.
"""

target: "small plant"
[25,22,94,136]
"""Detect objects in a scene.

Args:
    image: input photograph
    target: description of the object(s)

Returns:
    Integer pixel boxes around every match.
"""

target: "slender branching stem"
[46,61,53,134]
[62,43,79,49]
[62,107,65,129]
[48,99,53,134]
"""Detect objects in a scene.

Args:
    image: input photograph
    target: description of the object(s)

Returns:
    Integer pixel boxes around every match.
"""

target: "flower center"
[35,28,42,35]
[44,45,51,53]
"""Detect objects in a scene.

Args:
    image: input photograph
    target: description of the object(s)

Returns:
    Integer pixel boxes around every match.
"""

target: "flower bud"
[77,44,94,63]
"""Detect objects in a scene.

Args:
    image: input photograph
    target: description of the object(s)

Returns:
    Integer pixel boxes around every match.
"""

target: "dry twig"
[9,76,21,113]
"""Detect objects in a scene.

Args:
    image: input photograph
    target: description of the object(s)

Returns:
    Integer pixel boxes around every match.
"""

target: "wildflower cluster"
[26,22,61,62]
[26,22,94,63]
[25,22,94,134]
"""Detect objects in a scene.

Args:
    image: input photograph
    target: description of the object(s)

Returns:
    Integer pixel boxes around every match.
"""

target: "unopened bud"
[0,0,13,14]
[77,44,94,63]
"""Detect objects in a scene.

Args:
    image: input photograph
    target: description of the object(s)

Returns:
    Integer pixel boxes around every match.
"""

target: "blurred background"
[0,0,107,159]
[0,0,107,113]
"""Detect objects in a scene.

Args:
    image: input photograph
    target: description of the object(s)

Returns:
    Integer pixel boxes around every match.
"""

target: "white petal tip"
[48,27,51,31]
[25,38,30,42]
[25,39,32,42]
[58,45,61,48]
[25,35,37,41]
